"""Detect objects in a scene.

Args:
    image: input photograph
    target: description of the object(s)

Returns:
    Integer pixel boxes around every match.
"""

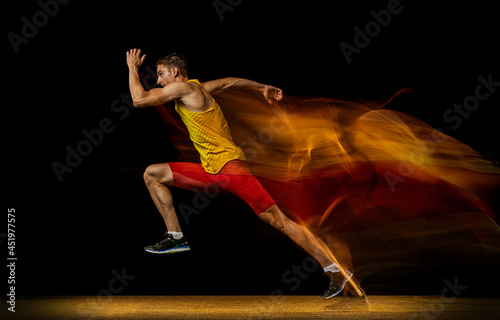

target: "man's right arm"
[203,77,283,103]
[127,48,191,108]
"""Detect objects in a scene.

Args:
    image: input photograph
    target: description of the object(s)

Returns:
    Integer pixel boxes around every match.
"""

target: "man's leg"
[142,162,214,254]
[217,161,352,291]
[259,205,361,297]
[143,163,182,232]
[142,163,190,254]
[258,205,334,268]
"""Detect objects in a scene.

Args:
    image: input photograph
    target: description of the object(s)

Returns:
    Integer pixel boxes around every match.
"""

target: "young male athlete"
[126,48,354,298]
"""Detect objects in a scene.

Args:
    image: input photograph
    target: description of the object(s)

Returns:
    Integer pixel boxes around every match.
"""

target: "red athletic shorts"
[168,160,276,215]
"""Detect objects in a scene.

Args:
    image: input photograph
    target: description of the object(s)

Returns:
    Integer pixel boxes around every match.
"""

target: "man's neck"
[174,76,189,82]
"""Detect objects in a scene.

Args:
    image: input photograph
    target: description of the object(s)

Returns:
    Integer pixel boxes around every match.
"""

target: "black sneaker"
[144,234,191,254]
[322,270,353,299]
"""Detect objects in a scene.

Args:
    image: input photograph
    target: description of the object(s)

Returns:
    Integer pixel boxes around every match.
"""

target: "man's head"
[156,53,189,87]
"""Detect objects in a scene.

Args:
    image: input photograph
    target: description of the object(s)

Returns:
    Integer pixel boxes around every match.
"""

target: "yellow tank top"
[174,79,246,174]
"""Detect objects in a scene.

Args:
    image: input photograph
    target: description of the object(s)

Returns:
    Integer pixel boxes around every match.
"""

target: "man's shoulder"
[174,80,213,112]
[162,81,198,99]
[166,80,193,90]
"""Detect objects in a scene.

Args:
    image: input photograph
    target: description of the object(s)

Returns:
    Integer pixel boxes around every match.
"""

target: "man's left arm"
[203,77,283,103]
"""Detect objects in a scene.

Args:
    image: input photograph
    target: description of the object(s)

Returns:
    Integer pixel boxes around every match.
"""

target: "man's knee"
[144,163,173,187]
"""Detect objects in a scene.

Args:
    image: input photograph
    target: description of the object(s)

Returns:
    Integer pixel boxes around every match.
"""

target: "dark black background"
[5,0,499,296]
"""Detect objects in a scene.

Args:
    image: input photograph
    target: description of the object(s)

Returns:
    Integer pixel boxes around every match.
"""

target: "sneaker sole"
[324,271,353,299]
[144,246,191,254]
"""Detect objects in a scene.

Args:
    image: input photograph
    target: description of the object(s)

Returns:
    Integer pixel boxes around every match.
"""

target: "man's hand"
[263,85,283,104]
[126,48,146,70]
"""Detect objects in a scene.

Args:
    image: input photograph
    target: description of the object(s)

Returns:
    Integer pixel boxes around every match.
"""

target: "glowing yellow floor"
[9,295,500,319]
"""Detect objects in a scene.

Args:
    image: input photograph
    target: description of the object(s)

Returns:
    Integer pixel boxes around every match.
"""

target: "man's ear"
[171,67,179,77]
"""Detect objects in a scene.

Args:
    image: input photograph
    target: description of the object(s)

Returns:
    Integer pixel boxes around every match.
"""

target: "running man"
[126,49,354,298]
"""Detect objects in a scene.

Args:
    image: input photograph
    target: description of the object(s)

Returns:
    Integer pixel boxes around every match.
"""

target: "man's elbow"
[132,100,144,108]
[132,98,149,108]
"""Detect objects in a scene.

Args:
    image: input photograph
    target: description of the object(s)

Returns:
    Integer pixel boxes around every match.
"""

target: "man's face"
[156,65,175,87]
